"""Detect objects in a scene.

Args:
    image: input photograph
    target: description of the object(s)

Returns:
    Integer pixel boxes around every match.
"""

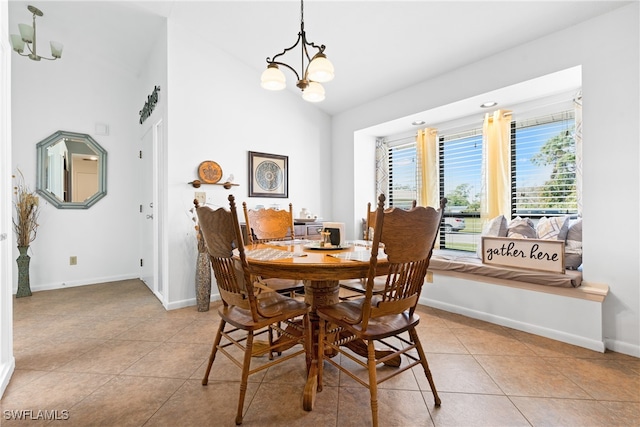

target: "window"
[512,111,576,217]
[438,130,483,251]
[387,137,418,209]
[386,109,578,252]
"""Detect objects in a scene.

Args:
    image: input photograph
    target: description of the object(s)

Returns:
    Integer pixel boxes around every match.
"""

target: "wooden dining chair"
[340,199,418,300]
[317,194,446,427]
[363,199,417,240]
[196,196,311,425]
[243,202,296,244]
[242,202,304,298]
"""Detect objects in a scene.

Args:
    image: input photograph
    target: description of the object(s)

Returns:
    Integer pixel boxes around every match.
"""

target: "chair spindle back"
[362,194,446,328]
[243,202,295,244]
[196,196,260,321]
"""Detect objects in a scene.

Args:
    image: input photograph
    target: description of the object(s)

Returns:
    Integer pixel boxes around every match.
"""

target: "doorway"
[139,119,164,302]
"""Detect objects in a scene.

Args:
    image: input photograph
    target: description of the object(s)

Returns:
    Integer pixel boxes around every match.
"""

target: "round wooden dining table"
[242,240,389,411]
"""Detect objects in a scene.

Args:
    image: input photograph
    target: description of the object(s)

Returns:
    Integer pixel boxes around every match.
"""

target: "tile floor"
[1,279,638,426]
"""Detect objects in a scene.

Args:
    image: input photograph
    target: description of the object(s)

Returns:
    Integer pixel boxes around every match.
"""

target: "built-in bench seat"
[430,249,582,288]
[422,249,608,352]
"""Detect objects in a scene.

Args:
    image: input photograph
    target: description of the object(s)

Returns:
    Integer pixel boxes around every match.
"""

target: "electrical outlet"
[70,256,77,265]
[426,271,433,283]
[194,191,206,205]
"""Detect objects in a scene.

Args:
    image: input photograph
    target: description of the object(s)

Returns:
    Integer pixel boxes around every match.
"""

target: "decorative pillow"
[476,215,508,257]
[565,219,583,269]
[507,217,537,239]
[536,216,570,240]
[484,215,508,237]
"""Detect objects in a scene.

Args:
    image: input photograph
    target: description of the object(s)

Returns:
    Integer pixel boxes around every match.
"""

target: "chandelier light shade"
[10,5,63,61]
[301,81,325,103]
[261,64,287,91]
[261,0,334,102]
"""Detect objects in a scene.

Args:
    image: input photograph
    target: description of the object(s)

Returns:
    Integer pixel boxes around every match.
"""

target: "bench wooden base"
[422,269,608,352]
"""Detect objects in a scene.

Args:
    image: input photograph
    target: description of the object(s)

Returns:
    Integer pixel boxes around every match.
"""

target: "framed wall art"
[248,151,288,198]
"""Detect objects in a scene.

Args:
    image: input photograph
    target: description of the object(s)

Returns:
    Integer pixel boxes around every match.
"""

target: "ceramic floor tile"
[508,328,612,359]
[511,396,634,427]
[425,391,530,427]
[145,379,261,427]
[475,355,592,399]
[337,386,434,427]
[416,328,470,354]
[452,326,536,356]
[61,375,184,427]
[0,371,113,413]
[0,369,50,396]
[192,348,269,383]
[336,351,421,391]
[122,341,211,379]
[114,316,194,342]
[165,319,221,344]
[434,311,511,332]
[14,337,105,371]
[262,350,313,385]
[244,382,340,426]
[597,401,640,426]
[547,357,640,402]
[55,339,161,374]
[418,353,503,394]
[5,279,639,427]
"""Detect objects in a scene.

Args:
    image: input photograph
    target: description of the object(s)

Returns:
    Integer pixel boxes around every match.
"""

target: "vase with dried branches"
[12,170,40,297]
[190,205,211,311]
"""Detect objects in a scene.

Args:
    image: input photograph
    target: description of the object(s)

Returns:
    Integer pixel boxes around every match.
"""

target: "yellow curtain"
[481,110,512,221]
[416,128,438,208]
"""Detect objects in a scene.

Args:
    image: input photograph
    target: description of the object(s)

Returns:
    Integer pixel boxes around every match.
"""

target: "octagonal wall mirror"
[36,130,107,209]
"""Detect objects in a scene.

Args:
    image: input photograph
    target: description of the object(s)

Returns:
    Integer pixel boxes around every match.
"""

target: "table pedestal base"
[301,279,401,411]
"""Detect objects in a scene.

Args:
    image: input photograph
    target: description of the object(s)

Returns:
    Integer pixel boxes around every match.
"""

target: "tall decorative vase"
[196,251,211,312]
[16,246,32,298]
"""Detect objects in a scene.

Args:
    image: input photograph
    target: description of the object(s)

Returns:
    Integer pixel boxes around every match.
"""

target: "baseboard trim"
[16,274,140,294]
[0,357,16,399]
[604,337,640,358]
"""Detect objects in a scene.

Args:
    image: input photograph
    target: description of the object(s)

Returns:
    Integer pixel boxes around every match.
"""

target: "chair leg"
[317,318,325,392]
[268,324,275,360]
[303,314,313,372]
[202,320,226,386]
[410,328,441,406]
[367,339,379,427]
[235,331,254,425]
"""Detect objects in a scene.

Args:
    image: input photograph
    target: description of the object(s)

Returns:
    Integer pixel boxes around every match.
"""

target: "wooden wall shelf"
[188,180,239,189]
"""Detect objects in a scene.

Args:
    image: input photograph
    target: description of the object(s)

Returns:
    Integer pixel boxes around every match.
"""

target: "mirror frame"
[36,130,108,209]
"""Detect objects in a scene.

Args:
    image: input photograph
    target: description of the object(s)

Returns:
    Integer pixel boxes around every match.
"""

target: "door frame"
[140,116,166,307]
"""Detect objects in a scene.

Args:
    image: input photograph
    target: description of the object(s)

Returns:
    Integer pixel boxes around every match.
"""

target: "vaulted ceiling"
[8,1,630,118]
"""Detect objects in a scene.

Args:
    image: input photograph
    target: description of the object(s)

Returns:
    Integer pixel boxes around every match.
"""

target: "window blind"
[512,111,577,216]
[388,138,417,209]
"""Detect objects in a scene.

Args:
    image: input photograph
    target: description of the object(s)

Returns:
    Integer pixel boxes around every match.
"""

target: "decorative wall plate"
[198,161,223,184]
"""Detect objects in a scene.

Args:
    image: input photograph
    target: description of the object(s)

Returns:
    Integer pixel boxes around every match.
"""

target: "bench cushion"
[429,249,582,288]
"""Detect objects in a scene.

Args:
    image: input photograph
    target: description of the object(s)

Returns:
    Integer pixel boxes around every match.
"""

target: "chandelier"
[260,0,334,103]
[10,5,63,61]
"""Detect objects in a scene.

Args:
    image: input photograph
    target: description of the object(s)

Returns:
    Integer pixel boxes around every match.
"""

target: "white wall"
[137,18,168,304]
[10,41,141,291]
[163,17,332,308]
[0,0,16,398]
[331,4,639,356]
